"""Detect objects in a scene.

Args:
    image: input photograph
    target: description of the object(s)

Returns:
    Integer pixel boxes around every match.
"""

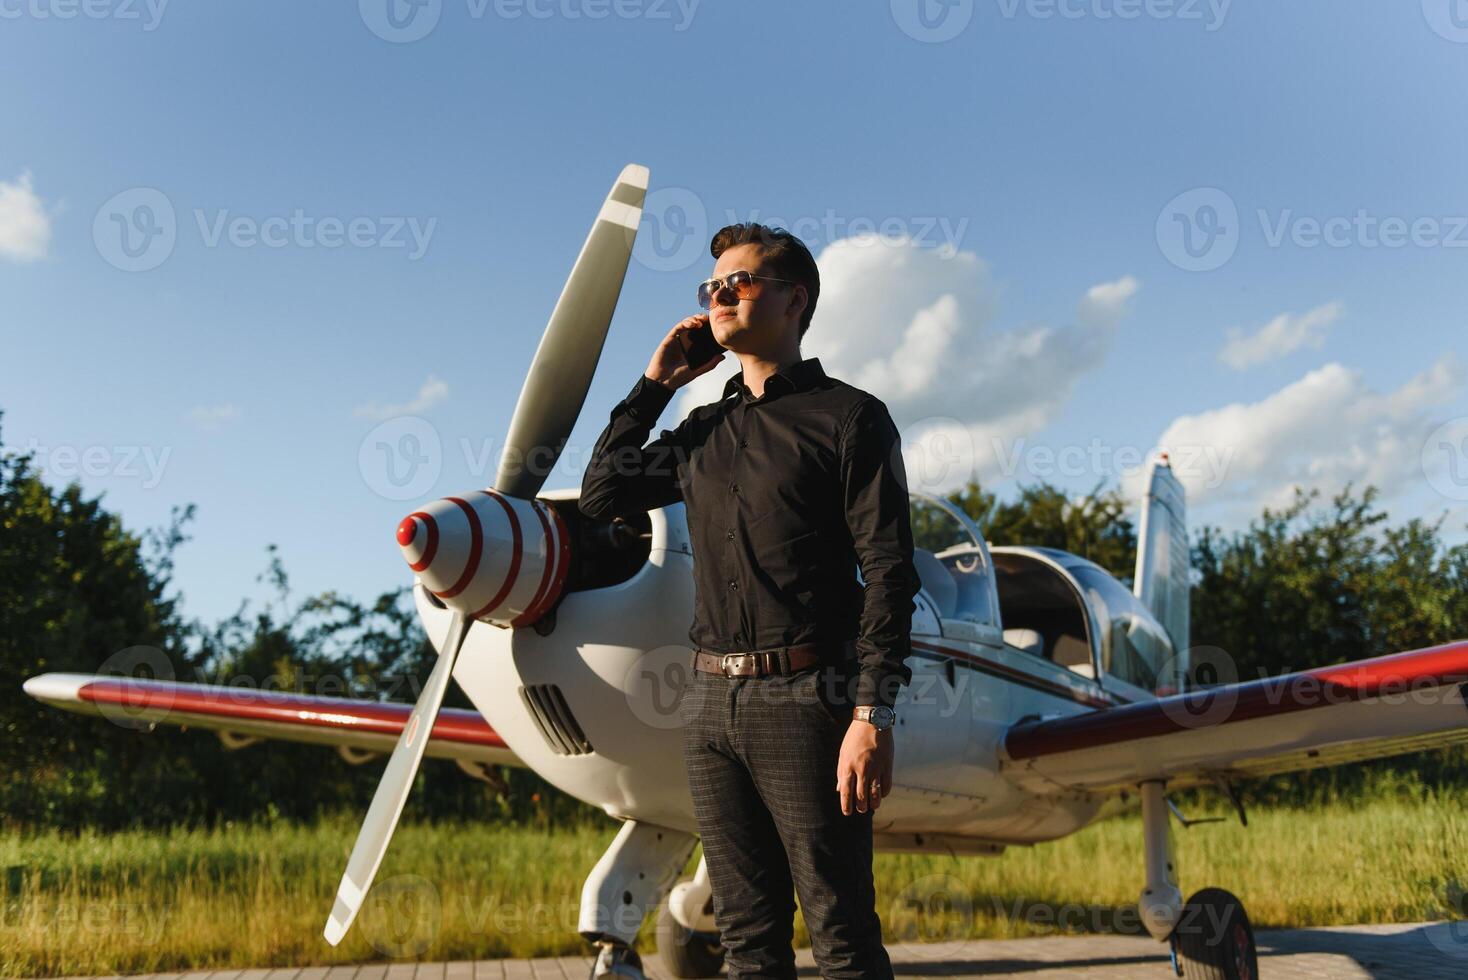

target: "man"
[578,222,921,980]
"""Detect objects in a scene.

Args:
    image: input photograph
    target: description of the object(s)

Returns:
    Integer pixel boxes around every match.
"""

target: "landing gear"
[1135,781,1257,978]
[590,940,646,980]
[1169,888,1259,980]
[656,853,724,979]
[577,819,699,980]
[656,902,725,979]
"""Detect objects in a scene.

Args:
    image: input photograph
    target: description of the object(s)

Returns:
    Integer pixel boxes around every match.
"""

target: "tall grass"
[4,790,1466,977]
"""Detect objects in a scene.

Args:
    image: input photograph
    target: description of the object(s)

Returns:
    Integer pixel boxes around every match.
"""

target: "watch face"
[871,706,895,728]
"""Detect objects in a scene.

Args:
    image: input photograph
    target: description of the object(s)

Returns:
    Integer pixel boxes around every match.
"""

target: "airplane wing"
[1002,639,1468,794]
[23,673,526,770]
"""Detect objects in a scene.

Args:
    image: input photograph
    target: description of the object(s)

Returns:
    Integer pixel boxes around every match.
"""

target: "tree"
[1,412,597,830]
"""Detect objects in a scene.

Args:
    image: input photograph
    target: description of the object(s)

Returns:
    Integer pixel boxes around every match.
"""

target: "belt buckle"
[720,652,749,677]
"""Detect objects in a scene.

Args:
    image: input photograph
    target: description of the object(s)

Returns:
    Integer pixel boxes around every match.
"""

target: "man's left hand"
[836,718,894,815]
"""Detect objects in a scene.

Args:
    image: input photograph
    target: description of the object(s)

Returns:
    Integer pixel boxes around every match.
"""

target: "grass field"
[4,789,1467,978]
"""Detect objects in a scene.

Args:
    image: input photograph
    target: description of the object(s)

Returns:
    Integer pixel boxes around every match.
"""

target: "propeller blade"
[492,163,649,499]
[323,611,471,946]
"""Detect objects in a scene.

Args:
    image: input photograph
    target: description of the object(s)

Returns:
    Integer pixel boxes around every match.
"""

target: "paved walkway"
[46,922,1468,980]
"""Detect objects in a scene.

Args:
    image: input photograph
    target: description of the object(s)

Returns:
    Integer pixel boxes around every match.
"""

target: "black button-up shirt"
[578,356,921,710]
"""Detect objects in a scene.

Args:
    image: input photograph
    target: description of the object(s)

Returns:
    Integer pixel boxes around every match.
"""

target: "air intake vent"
[519,683,594,755]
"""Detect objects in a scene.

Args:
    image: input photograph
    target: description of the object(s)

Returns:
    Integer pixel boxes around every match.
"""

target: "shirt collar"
[721,356,827,404]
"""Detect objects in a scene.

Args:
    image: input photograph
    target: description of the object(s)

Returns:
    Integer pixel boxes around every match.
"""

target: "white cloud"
[1218,301,1343,370]
[1077,275,1139,329]
[670,235,1134,495]
[0,171,51,263]
[1132,353,1464,523]
[354,374,449,420]
[188,404,240,432]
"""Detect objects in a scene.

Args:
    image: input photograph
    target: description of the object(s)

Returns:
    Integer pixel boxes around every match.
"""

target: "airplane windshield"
[1069,565,1178,694]
[908,492,997,627]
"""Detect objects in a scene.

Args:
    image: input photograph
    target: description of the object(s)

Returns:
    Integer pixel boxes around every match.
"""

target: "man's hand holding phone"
[645,314,727,391]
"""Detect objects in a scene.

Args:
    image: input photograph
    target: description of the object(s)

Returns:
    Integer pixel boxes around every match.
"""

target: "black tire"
[655,901,725,979]
[1171,887,1259,980]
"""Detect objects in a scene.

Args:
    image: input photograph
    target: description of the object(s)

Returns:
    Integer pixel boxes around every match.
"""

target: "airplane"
[24,162,1468,980]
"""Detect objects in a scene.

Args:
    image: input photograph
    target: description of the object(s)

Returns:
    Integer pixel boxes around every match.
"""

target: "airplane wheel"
[1171,887,1259,980]
[655,902,725,979]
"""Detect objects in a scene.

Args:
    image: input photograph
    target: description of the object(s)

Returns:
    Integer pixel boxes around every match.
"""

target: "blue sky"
[3,1,1466,628]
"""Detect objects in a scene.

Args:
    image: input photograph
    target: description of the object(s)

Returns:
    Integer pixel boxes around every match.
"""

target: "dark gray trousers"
[678,655,895,980]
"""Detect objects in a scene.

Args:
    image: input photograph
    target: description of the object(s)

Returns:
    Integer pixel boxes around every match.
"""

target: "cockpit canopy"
[909,492,998,630]
[1068,558,1179,694]
[1002,547,1179,694]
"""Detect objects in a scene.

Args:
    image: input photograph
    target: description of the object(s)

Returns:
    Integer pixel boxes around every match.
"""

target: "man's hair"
[709,222,820,340]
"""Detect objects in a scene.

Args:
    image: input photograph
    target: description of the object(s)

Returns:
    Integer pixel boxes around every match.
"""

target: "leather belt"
[691,639,856,678]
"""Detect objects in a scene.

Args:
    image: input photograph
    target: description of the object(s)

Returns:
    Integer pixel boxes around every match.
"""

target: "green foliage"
[1192,483,1468,680]
[1189,482,1468,805]
[0,412,597,832]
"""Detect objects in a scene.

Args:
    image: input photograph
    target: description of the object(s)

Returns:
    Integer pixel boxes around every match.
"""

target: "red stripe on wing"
[1005,639,1468,761]
[75,677,508,749]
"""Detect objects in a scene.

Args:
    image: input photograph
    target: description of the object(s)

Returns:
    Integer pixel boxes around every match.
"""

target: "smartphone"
[678,318,727,370]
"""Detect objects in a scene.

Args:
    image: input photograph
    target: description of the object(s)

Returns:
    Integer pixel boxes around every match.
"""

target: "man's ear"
[786,284,809,325]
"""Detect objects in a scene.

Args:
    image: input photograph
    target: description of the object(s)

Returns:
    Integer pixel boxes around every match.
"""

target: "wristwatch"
[853,705,896,731]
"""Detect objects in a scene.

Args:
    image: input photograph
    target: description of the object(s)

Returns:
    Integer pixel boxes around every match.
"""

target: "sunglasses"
[696,270,799,310]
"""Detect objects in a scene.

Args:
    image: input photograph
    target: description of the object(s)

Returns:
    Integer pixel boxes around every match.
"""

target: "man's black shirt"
[578,356,921,710]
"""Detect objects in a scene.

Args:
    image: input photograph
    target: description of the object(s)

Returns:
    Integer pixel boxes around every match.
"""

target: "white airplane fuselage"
[427,492,1135,857]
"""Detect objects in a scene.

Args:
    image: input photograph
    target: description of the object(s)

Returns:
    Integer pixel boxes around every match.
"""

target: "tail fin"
[1134,453,1190,665]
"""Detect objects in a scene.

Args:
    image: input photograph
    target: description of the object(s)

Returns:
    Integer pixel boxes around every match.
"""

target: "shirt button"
[738,439,748,449]
[725,529,735,541]
[729,482,739,494]
[728,579,738,591]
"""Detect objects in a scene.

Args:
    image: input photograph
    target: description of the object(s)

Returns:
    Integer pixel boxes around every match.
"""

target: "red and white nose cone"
[397,489,570,627]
